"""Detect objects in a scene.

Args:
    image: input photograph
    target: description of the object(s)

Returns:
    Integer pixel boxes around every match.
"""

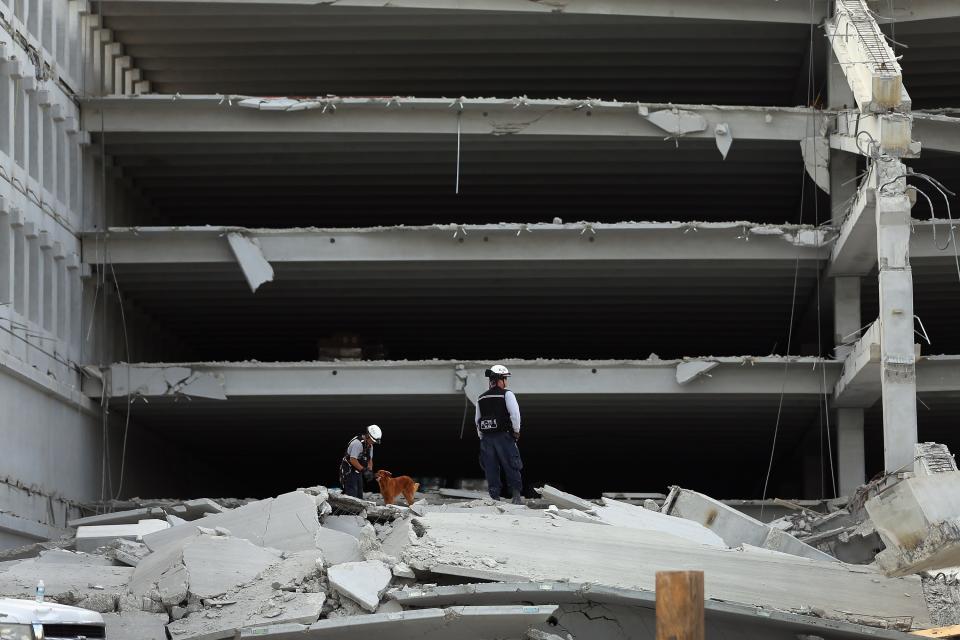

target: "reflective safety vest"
[477,387,513,434]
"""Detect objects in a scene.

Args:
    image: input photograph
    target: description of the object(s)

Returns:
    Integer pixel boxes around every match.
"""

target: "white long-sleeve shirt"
[475,390,521,439]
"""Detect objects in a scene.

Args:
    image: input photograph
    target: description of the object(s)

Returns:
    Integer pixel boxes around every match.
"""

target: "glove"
[512,431,520,442]
[362,469,375,483]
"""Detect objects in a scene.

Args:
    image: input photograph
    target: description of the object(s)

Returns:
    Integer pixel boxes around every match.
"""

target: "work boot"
[511,490,523,505]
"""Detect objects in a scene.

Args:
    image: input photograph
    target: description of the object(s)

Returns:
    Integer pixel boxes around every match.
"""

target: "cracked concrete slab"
[403,512,929,625]
[69,507,167,528]
[102,611,168,640]
[0,551,133,612]
[236,605,557,639]
[390,582,918,640]
[144,491,321,554]
[167,550,326,640]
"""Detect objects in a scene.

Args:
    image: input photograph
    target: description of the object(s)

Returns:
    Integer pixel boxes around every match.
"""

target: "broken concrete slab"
[328,493,408,521]
[437,488,489,500]
[237,605,557,639]
[663,486,836,562]
[166,550,326,640]
[76,519,171,553]
[227,231,275,293]
[328,561,391,612]
[591,497,727,547]
[69,507,167,528]
[868,471,960,576]
[323,515,368,540]
[536,485,596,511]
[172,498,226,521]
[0,551,133,612]
[403,512,930,625]
[315,526,363,566]
[183,536,283,599]
[144,491,321,554]
[390,582,916,640]
[102,611,168,640]
[131,530,282,607]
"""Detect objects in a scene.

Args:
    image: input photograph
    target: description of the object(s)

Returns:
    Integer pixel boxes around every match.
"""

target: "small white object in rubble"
[214,527,231,537]
[392,562,416,579]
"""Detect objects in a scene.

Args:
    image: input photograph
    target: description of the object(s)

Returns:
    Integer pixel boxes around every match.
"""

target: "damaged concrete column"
[837,408,866,495]
[875,159,918,473]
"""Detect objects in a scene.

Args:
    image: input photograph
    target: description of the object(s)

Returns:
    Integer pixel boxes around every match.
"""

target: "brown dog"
[375,470,419,506]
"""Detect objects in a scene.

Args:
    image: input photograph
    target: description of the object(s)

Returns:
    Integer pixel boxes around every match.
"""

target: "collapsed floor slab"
[0,550,133,612]
[236,605,557,639]
[402,512,930,625]
[390,582,917,640]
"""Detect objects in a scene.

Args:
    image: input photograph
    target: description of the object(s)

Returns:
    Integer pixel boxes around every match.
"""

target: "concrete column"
[836,408,865,495]
[39,231,54,333]
[25,223,39,325]
[833,277,861,359]
[876,159,917,473]
[10,211,26,315]
[0,205,11,304]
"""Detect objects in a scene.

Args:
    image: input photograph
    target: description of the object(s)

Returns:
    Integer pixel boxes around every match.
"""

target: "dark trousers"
[340,462,363,499]
[480,431,523,500]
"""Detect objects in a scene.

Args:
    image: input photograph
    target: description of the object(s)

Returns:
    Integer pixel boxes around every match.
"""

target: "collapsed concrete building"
[4,0,960,634]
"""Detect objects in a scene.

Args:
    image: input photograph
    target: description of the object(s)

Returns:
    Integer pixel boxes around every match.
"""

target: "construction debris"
[12,452,960,638]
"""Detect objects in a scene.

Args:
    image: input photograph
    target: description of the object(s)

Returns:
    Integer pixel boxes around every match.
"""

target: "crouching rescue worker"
[476,365,523,504]
[339,424,382,499]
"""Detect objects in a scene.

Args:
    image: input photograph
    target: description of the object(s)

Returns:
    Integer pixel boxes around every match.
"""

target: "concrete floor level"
[2,0,960,547]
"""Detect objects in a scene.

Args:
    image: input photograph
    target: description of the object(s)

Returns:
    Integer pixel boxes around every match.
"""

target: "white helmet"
[366,424,382,443]
[485,364,511,380]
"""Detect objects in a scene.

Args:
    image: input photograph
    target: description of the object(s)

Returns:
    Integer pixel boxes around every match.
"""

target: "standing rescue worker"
[339,425,382,499]
[475,365,523,504]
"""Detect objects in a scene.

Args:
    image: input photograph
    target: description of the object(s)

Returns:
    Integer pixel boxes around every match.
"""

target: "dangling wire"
[455,108,462,195]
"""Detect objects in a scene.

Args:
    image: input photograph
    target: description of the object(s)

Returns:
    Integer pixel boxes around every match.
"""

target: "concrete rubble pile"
[6,449,960,638]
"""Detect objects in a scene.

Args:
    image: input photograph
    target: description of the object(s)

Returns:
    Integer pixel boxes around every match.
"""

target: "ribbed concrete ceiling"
[104,136,828,227]
[885,18,960,110]
[97,3,821,105]
[121,393,825,499]
[108,259,826,362]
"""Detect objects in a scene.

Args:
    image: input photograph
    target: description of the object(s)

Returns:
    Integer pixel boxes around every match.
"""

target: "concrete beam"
[913,113,960,155]
[81,96,828,145]
[826,0,908,113]
[830,111,918,158]
[83,223,830,267]
[829,167,877,277]
[870,0,960,22]
[834,322,883,408]
[96,0,829,23]
[84,358,843,400]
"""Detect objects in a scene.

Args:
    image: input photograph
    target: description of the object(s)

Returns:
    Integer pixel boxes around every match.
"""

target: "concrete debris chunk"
[315,526,363,566]
[327,560,392,612]
[105,539,151,567]
[69,507,167,528]
[868,471,960,576]
[167,550,326,640]
[663,486,837,561]
[536,485,596,511]
[102,611,168,640]
[916,442,959,476]
[322,515,368,540]
[76,519,171,553]
[144,491,321,553]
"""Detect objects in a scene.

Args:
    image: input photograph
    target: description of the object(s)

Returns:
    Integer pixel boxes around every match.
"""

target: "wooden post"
[656,570,705,640]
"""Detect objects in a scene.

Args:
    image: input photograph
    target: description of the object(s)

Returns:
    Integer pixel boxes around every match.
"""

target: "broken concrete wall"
[868,471,960,576]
